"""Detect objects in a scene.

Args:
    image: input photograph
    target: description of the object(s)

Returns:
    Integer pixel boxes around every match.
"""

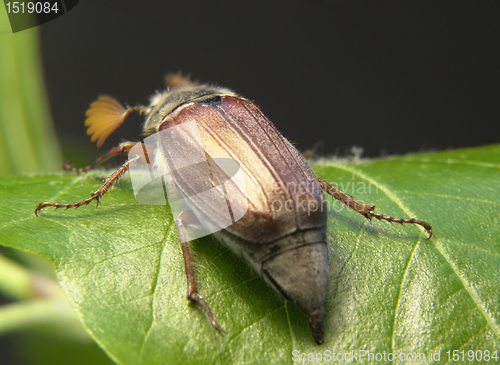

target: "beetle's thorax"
[143,84,237,136]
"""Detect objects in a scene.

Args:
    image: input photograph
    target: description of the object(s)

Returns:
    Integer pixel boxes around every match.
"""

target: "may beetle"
[36,73,432,344]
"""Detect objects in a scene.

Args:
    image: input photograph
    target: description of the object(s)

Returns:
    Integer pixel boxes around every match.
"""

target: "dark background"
[40,0,500,160]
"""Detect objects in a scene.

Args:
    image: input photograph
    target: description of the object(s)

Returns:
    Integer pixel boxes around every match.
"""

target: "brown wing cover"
[158,96,327,243]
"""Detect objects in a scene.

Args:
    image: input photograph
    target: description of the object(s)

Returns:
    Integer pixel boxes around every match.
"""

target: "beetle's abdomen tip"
[308,313,325,344]
[313,330,324,345]
[261,242,329,344]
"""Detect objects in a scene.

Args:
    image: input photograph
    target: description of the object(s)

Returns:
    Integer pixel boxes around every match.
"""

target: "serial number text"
[6,2,59,14]
[446,349,498,362]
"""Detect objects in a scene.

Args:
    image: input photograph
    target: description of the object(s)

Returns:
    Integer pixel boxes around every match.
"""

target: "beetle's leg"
[64,141,157,173]
[62,141,151,173]
[34,156,139,216]
[175,213,224,334]
[317,176,432,239]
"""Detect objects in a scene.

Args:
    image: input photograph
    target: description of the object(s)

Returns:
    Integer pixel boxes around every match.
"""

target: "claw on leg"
[34,156,138,216]
[176,216,224,334]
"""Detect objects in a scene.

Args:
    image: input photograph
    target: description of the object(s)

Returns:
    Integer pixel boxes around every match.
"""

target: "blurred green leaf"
[15,333,115,365]
[0,144,499,364]
[0,7,62,175]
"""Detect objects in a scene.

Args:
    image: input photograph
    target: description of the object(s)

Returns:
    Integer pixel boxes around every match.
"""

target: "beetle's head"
[142,84,237,136]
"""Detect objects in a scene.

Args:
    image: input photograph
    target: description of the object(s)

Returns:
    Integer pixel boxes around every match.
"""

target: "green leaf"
[0,144,499,364]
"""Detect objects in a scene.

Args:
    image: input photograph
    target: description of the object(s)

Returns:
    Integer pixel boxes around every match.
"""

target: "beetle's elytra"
[35,73,432,344]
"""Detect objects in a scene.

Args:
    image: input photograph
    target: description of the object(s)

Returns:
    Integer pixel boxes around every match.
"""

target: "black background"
[40,0,500,160]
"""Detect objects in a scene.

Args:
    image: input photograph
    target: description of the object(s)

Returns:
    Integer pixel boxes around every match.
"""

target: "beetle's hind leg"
[175,212,224,334]
[35,156,140,216]
[317,176,432,239]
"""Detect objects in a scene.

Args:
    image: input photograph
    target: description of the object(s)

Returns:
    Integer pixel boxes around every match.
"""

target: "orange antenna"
[164,72,199,89]
[84,96,141,148]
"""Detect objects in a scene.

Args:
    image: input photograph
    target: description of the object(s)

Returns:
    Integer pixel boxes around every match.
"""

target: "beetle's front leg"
[63,141,141,173]
[34,156,140,216]
[317,175,432,239]
[175,213,224,334]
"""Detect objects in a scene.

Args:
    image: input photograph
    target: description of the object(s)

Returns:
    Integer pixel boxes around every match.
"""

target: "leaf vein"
[434,239,500,340]
[209,276,260,298]
[84,241,161,276]
[390,235,422,354]
[139,219,176,359]
[227,305,285,345]
[446,241,500,258]
[323,164,500,344]
[284,301,296,358]
[332,220,366,303]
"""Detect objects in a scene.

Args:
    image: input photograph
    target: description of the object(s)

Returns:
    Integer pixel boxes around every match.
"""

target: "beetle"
[35,73,432,344]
